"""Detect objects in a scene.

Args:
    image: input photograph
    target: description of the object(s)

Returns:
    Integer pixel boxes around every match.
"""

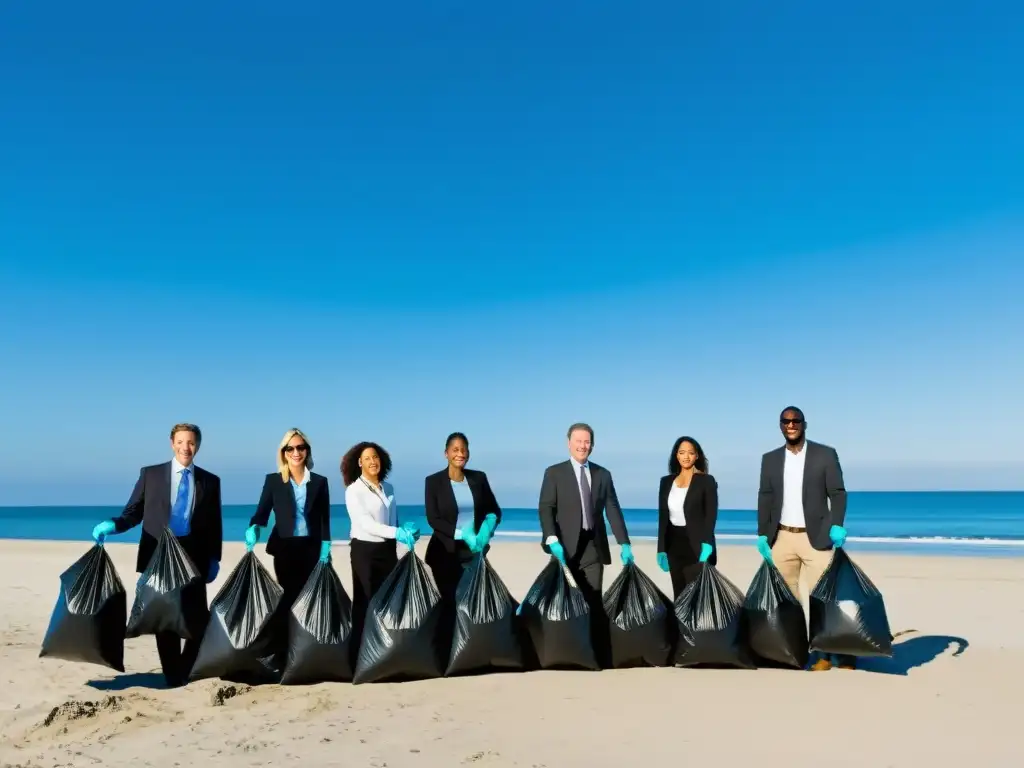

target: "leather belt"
[778,524,806,533]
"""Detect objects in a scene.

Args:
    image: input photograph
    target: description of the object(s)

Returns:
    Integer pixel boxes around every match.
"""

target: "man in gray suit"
[756,405,851,670]
[538,422,634,598]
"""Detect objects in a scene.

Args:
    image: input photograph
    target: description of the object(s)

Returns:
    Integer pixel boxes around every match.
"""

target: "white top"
[344,477,399,542]
[780,443,807,527]
[170,457,196,518]
[545,458,593,546]
[667,483,689,527]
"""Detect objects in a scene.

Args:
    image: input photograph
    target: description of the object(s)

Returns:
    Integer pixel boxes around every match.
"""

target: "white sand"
[0,538,1019,767]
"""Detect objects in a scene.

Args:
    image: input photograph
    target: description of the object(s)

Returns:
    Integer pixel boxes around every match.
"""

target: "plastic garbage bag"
[353,549,446,684]
[125,527,203,639]
[445,553,525,676]
[742,559,809,669]
[39,545,128,672]
[674,563,755,668]
[519,557,599,671]
[809,548,893,657]
[603,562,675,668]
[190,551,283,683]
[280,560,355,685]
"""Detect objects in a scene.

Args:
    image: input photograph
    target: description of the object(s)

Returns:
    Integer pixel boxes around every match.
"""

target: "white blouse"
[344,477,399,542]
[667,483,689,527]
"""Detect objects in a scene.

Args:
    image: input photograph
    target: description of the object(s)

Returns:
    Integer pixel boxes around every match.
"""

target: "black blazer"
[657,473,718,563]
[249,471,331,557]
[424,468,501,568]
[538,459,630,565]
[111,461,223,574]
[757,439,847,551]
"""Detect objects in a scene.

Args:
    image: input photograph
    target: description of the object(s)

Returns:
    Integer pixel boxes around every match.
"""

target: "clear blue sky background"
[1,2,1022,509]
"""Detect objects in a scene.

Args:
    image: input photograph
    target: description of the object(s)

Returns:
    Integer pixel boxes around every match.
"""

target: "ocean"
[2,491,1022,558]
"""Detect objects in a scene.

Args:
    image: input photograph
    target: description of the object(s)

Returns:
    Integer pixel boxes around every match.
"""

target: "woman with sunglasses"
[245,428,332,617]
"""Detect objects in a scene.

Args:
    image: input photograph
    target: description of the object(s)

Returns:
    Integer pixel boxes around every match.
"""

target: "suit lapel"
[302,475,317,516]
[801,441,815,503]
[193,466,205,513]
[158,462,173,518]
[563,461,584,516]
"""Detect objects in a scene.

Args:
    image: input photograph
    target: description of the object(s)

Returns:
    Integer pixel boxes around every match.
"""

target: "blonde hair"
[277,427,313,482]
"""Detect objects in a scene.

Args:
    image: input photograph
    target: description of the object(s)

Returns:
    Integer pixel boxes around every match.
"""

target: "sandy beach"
[0,538,1019,767]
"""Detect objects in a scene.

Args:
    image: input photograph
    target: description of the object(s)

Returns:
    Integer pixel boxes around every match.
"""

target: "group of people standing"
[89,403,852,686]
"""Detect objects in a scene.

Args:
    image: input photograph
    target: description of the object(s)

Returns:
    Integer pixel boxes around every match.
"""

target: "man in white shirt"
[755,406,850,671]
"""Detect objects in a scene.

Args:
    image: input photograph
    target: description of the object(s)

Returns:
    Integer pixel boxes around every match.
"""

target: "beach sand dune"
[1,539,1019,767]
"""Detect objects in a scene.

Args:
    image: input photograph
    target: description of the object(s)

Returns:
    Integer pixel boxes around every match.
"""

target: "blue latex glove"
[319,540,332,562]
[656,552,669,572]
[548,540,567,565]
[756,535,773,563]
[92,521,116,544]
[455,527,479,552]
[244,525,260,552]
[207,560,220,583]
[829,525,847,548]
[477,514,498,544]
[401,521,422,541]
[473,513,499,552]
[698,542,713,563]
[620,543,635,566]
[396,527,416,549]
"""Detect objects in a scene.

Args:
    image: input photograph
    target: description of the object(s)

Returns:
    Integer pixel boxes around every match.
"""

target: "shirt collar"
[172,457,193,474]
[571,457,590,470]
[290,467,311,487]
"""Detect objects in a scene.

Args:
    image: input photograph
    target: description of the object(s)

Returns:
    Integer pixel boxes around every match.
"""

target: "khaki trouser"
[772,529,834,603]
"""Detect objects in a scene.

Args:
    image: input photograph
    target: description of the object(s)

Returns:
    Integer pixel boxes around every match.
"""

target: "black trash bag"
[280,560,355,685]
[353,549,446,684]
[518,557,599,671]
[39,545,128,672]
[674,563,755,668]
[809,548,893,658]
[742,559,809,669]
[445,553,525,677]
[190,551,283,683]
[125,527,203,639]
[603,562,675,668]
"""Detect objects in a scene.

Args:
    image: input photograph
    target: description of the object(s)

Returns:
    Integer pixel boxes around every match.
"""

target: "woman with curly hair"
[341,441,420,650]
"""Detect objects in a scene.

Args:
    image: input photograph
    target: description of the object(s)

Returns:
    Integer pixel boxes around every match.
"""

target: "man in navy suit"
[92,422,223,686]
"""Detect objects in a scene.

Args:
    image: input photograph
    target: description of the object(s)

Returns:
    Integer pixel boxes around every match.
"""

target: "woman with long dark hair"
[341,441,420,651]
[656,435,719,599]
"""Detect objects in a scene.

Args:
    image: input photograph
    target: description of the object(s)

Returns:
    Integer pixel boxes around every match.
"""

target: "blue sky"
[1,2,1022,508]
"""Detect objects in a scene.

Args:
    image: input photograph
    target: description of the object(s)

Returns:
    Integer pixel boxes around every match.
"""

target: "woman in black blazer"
[245,428,332,612]
[424,432,502,608]
[656,435,719,599]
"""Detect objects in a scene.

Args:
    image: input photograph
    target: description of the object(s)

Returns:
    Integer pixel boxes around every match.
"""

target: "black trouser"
[666,524,702,600]
[350,539,398,662]
[155,582,209,687]
[567,529,609,666]
[269,538,321,658]
[430,542,477,658]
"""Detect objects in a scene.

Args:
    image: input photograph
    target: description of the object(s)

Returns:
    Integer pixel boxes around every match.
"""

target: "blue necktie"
[170,468,191,536]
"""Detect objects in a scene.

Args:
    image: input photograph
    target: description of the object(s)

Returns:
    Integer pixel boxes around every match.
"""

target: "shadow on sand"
[857,633,969,676]
[86,672,169,691]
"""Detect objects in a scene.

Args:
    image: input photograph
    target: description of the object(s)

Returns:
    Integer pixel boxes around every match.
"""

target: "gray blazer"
[538,460,630,565]
[757,440,847,551]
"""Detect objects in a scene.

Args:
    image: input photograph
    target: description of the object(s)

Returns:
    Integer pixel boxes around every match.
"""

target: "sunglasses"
[780,419,804,426]
[283,444,309,454]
